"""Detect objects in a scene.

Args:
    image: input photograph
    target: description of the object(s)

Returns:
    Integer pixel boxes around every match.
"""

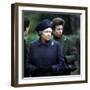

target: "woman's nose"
[48,33,51,36]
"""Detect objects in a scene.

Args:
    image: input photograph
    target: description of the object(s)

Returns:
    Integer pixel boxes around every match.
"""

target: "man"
[51,17,78,75]
[24,17,30,77]
[26,19,67,77]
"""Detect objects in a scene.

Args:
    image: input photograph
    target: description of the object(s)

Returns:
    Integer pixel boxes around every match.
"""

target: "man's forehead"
[56,25,63,28]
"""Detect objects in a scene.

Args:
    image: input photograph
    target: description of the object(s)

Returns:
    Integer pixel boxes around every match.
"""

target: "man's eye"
[58,29,63,30]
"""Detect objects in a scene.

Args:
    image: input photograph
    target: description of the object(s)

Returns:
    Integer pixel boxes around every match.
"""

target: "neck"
[54,35,62,41]
[39,37,47,44]
[41,39,46,43]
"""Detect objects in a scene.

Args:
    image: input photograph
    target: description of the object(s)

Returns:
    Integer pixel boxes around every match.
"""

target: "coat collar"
[37,39,52,47]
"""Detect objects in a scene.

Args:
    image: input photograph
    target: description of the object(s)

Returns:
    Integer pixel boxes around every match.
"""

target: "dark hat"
[36,19,51,32]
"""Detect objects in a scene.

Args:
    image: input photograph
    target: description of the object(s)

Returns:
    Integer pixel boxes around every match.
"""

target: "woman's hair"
[51,17,65,30]
[24,17,30,31]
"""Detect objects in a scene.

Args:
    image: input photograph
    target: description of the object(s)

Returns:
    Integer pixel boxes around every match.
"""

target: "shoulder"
[31,40,38,44]
[51,40,61,47]
[62,35,72,43]
[28,40,39,48]
[63,35,71,41]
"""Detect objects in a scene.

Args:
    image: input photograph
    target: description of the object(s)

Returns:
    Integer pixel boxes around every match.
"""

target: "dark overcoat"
[26,40,67,77]
[54,35,78,75]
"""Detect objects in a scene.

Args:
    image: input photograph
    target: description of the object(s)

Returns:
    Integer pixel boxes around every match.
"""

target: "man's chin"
[54,35,62,39]
[57,36,61,38]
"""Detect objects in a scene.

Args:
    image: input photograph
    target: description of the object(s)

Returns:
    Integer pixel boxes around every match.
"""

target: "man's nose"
[59,30,62,33]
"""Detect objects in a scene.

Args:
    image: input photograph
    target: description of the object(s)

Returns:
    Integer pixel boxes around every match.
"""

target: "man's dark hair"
[24,17,30,31]
[51,17,65,30]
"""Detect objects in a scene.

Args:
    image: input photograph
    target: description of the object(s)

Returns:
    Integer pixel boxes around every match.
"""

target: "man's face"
[24,26,30,36]
[41,28,52,41]
[53,25,63,38]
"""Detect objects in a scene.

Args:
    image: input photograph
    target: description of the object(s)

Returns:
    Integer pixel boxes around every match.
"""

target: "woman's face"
[40,28,52,41]
[53,25,63,38]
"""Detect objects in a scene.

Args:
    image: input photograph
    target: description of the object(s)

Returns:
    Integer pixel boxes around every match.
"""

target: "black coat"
[26,40,67,77]
[24,40,30,77]
[54,35,78,75]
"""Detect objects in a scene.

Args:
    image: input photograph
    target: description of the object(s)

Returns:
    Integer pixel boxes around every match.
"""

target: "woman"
[26,19,67,77]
